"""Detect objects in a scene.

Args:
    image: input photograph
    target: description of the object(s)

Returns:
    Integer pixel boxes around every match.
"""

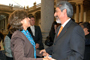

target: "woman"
[9,10,50,60]
[4,24,13,60]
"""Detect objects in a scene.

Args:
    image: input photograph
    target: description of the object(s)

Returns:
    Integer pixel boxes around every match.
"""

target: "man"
[27,16,44,50]
[80,22,90,60]
[40,1,85,60]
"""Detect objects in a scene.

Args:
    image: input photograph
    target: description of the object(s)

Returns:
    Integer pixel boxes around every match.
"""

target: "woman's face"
[21,17,30,30]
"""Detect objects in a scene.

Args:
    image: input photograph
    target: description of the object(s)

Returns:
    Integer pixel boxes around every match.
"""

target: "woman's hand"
[43,56,56,60]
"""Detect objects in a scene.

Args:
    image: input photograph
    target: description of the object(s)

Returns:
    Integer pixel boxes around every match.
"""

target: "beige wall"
[86,10,90,22]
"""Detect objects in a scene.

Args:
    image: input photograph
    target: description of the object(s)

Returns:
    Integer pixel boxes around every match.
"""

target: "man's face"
[54,7,64,23]
[80,25,89,35]
[30,18,35,26]
[83,28,89,35]
[21,17,31,28]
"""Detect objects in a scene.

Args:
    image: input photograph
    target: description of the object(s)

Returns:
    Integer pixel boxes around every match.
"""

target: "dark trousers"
[6,56,13,60]
[0,50,6,60]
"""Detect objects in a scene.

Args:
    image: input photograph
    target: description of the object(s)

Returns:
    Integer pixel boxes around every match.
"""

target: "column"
[5,19,7,30]
[76,3,79,23]
[41,0,54,48]
[74,13,76,22]
[5,16,8,31]
[84,12,86,22]
[80,3,83,22]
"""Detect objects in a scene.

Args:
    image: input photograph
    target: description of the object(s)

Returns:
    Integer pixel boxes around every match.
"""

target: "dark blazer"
[11,30,43,60]
[27,26,44,50]
[46,20,85,60]
[84,33,90,60]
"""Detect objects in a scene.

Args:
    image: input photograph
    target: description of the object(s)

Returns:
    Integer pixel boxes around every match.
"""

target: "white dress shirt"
[30,26,35,36]
[62,18,71,28]
[57,18,71,34]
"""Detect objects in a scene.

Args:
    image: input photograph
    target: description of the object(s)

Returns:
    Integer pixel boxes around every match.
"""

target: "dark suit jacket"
[84,33,90,60]
[46,20,85,60]
[27,26,44,50]
[11,30,43,60]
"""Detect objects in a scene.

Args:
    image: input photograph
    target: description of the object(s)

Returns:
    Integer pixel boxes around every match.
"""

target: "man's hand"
[43,56,49,60]
[48,57,56,60]
[36,43,39,49]
[40,49,49,56]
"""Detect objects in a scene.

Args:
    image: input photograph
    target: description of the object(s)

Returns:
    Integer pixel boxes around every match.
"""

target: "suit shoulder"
[72,22,82,29]
[35,25,40,28]
[67,21,83,32]
[12,30,23,38]
[70,21,80,28]
[11,30,26,43]
[71,23,84,35]
[35,26,41,30]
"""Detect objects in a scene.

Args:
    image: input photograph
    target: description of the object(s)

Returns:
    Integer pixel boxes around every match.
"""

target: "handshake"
[40,49,56,60]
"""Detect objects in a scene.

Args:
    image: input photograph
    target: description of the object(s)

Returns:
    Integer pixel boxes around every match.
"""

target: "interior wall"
[86,10,90,22]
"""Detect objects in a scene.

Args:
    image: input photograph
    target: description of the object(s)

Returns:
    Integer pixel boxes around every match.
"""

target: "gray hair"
[56,1,73,18]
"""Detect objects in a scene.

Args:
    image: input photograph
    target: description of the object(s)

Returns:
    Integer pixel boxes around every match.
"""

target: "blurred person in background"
[27,16,44,51]
[4,23,13,60]
[80,22,90,60]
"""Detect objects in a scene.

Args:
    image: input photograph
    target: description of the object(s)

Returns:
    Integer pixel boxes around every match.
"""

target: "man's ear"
[63,9,67,13]
[63,9,67,15]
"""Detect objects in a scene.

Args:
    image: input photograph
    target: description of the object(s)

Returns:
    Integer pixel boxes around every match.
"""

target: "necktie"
[57,26,63,37]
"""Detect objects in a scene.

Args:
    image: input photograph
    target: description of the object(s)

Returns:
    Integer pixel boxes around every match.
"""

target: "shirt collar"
[62,18,71,28]
[30,25,34,28]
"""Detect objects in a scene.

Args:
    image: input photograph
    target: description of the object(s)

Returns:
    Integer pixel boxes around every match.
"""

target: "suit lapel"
[35,26,37,37]
[54,20,73,43]
[27,27,34,37]
[56,26,68,41]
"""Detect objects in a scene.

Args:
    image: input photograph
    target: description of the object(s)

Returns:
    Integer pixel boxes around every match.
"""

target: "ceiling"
[83,0,90,11]
[0,0,41,8]
[0,0,41,20]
